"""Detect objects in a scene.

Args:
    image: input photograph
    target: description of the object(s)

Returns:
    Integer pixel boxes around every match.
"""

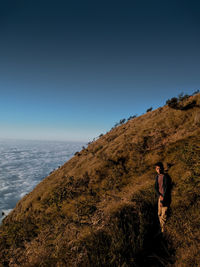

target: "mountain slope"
[0,94,200,266]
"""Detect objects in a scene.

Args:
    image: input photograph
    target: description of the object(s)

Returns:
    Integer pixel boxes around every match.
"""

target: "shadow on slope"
[60,188,174,267]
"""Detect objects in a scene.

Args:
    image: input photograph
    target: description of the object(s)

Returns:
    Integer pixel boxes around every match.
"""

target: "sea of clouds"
[0,139,85,223]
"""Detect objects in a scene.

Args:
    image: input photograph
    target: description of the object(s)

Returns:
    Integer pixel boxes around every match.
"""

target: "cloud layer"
[0,139,84,223]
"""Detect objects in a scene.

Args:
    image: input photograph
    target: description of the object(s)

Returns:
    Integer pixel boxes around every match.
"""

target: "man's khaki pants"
[158,197,168,233]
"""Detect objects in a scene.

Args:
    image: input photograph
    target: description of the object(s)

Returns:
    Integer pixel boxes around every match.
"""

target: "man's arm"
[155,175,160,196]
[161,174,170,204]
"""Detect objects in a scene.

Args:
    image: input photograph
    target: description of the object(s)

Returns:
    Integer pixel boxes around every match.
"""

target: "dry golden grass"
[0,93,200,266]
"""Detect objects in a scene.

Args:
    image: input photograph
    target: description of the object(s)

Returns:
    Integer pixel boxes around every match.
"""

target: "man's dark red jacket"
[155,173,171,207]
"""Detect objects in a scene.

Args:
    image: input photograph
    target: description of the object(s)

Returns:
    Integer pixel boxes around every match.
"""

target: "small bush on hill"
[166,91,200,111]
[119,118,126,124]
[127,115,137,121]
[146,107,153,113]
[178,92,189,102]
[166,97,179,109]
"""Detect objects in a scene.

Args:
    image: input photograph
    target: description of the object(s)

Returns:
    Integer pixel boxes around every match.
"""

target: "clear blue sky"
[0,0,200,141]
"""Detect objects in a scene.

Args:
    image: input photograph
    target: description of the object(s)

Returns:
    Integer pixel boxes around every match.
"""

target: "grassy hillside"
[0,94,200,266]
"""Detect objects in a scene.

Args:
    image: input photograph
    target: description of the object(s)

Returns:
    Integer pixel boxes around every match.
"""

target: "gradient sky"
[0,0,200,141]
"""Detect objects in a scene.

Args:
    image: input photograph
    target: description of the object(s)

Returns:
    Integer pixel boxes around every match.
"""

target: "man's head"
[155,162,164,174]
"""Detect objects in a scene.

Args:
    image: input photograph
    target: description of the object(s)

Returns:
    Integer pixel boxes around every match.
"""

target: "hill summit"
[1,94,200,266]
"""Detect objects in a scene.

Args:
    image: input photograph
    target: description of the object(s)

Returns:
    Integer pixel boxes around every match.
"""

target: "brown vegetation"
[0,94,200,266]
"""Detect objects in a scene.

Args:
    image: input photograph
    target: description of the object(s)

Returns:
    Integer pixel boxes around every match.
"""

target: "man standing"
[155,162,171,233]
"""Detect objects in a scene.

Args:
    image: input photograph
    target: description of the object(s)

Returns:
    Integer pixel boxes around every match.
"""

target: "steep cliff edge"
[0,94,200,266]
